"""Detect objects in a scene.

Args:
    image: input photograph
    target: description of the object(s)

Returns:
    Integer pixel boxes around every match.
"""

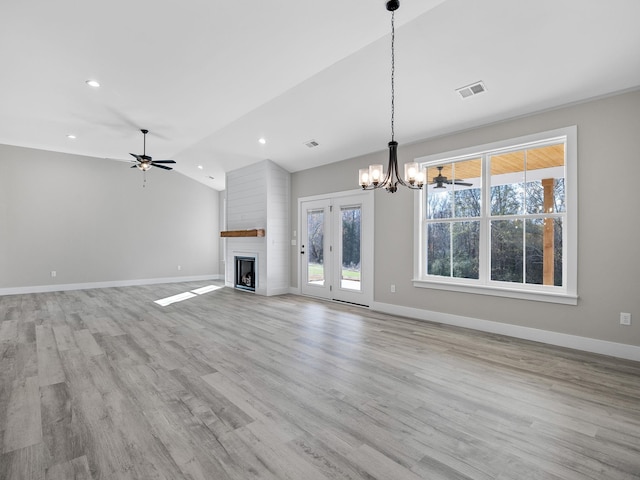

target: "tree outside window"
[423,141,566,290]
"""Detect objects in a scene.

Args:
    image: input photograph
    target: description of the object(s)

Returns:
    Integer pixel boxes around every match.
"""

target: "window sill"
[412,279,578,305]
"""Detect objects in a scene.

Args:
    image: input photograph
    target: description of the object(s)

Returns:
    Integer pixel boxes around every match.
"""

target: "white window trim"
[413,126,578,305]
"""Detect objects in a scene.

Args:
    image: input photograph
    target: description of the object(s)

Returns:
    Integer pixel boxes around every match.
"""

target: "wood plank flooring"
[1,282,639,479]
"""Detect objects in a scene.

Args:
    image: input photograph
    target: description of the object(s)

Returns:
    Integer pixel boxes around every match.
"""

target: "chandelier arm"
[381,168,393,189]
[394,162,425,189]
[375,167,394,190]
[395,176,423,189]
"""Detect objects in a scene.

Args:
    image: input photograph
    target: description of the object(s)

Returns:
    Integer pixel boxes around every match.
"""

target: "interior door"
[300,192,373,306]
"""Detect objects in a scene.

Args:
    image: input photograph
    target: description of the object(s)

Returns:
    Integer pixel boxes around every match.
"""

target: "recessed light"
[258,138,266,145]
[66,134,77,139]
[85,79,100,88]
[197,165,204,170]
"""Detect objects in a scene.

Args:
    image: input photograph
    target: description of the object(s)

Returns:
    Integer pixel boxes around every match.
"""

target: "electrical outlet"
[390,284,396,293]
[620,312,631,326]
[50,270,56,278]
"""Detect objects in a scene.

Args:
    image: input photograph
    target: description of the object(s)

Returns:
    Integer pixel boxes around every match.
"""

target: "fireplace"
[235,256,256,292]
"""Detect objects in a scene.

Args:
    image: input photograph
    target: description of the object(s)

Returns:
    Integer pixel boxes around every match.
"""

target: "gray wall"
[291,89,640,346]
[0,145,219,288]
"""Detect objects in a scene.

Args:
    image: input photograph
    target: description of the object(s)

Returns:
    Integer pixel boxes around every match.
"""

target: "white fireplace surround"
[224,159,290,296]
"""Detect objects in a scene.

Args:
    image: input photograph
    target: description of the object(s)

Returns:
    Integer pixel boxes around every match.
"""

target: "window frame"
[413,126,578,305]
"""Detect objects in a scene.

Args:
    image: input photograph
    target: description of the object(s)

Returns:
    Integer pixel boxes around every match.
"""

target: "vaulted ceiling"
[1,0,639,191]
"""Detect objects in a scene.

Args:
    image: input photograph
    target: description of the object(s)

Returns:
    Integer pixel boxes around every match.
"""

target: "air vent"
[304,139,319,148]
[456,81,487,99]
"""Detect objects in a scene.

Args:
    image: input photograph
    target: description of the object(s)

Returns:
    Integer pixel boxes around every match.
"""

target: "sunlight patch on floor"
[191,285,222,295]
[154,284,223,306]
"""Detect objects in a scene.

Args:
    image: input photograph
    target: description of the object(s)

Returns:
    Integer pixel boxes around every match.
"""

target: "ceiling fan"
[130,129,176,172]
[431,166,473,189]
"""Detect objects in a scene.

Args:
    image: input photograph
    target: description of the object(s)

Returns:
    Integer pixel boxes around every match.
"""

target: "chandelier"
[358,0,425,193]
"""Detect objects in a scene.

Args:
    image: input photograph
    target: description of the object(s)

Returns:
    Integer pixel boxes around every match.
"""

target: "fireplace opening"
[235,256,256,292]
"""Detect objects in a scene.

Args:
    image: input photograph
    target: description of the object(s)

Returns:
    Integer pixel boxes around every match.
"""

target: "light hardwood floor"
[1,282,639,480]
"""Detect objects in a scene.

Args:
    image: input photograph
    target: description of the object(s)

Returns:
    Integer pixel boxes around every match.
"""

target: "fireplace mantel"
[220,229,265,238]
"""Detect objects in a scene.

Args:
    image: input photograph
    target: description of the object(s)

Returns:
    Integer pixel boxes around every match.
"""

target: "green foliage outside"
[307,207,361,283]
[427,178,564,286]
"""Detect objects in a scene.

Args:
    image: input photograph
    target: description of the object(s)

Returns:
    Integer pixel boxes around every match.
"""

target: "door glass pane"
[341,206,361,291]
[307,209,325,285]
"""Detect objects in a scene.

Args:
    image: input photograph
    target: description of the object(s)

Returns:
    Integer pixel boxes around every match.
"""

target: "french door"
[300,191,373,306]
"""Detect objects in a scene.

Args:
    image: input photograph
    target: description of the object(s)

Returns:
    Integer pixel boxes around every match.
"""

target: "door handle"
[300,244,305,255]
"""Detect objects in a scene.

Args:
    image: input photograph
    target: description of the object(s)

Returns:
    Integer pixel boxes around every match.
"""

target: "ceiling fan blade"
[448,178,473,186]
[130,165,138,168]
[151,160,176,164]
[152,163,173,170]
[130,153,142,159]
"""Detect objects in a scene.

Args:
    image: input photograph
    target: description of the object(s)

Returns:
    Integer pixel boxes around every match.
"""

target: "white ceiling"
[2,0,639,191]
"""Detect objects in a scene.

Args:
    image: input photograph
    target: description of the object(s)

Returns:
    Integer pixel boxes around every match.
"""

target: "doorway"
[299,191,373,306]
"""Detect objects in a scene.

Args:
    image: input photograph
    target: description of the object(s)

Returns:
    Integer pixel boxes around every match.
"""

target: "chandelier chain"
[390,10,395,142]
[358,1,424,192]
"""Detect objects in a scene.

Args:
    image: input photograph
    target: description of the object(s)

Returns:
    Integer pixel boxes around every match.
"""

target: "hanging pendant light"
[358,0,425,193]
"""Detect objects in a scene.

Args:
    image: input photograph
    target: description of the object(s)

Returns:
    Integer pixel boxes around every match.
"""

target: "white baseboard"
[265,287,293,297]
[372,301,640,362]
[0,274,223,296]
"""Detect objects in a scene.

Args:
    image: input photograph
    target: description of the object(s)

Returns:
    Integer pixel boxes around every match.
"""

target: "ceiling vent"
[304,139,319,148]
[456,81,487,99]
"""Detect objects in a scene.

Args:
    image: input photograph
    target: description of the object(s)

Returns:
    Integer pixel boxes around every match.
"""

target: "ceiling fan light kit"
[358,0,426,193]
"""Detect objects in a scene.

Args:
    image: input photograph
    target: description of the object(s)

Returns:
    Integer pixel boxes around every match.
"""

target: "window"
[414,127,577,304]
